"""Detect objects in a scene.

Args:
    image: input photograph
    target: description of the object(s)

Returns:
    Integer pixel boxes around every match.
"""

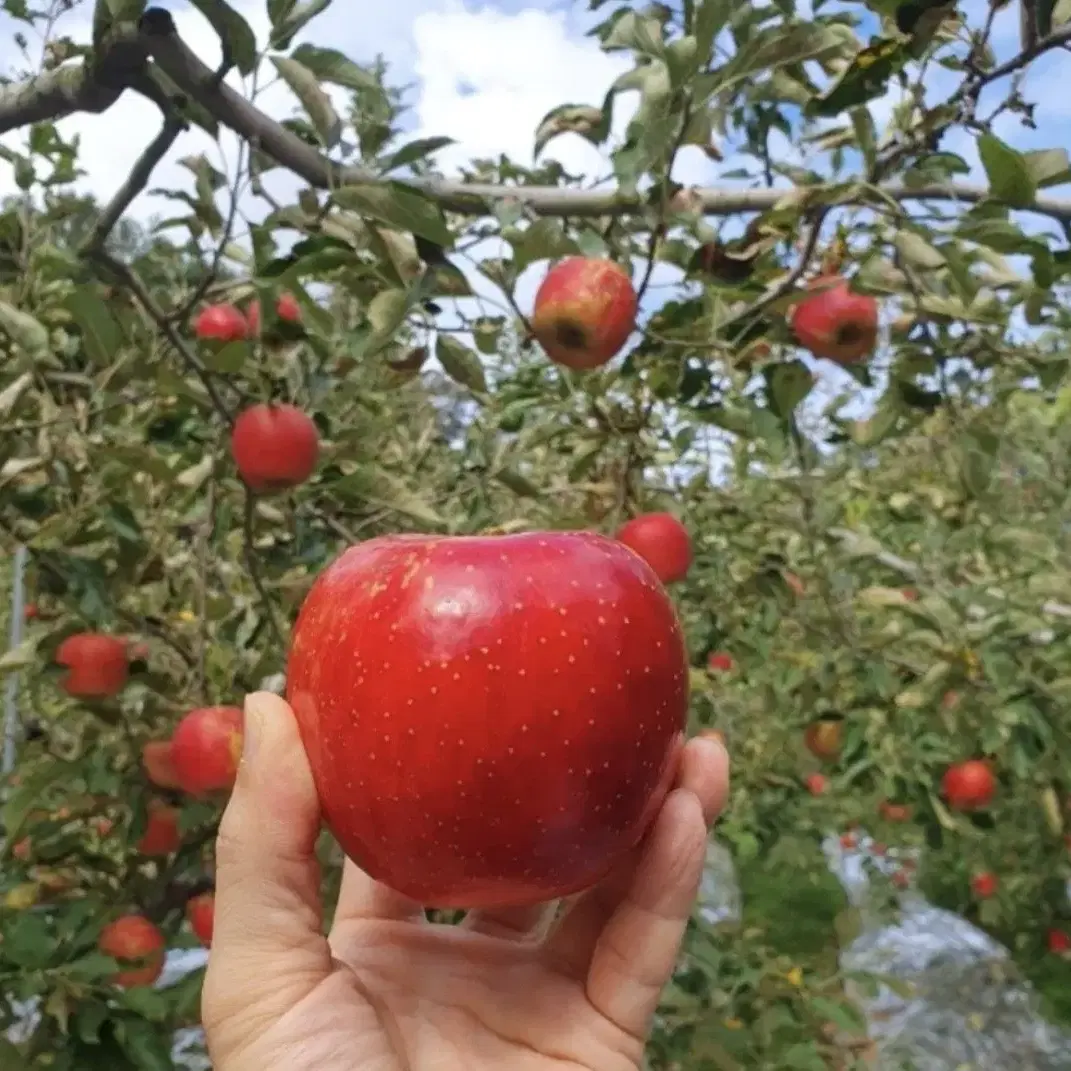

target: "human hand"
[202,691,730,1071]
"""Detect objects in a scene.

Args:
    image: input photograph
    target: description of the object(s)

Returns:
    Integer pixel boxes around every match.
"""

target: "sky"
[0,0,1068,445]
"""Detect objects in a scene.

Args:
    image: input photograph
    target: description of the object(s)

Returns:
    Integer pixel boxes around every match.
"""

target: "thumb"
[202,692,331,1056]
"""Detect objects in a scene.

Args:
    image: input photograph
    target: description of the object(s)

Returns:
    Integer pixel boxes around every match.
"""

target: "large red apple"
[942,759,996,811]
[193,303,248,344]
[790,275,878,365]
[614,512,692,585]
[287,531,688,909]
[170,706,244,795]
[136,803,180,856]
[186,892,214,947]
[142,740,181,790]
[530,257,637,370]
[230,403,320,493]
[55,633,129,698]
[98,915,166,988]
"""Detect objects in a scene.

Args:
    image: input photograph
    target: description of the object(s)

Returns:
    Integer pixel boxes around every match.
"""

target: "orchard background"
[2,0,1071,1066]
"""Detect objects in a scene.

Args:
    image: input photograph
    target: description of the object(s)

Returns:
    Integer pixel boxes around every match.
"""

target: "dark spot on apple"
[835,323,866,346]
[554,320,588,351]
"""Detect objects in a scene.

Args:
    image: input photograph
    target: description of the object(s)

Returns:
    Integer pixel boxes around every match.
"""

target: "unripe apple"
[790,275,878,365]
[530,257,637,370]
[186,892,214,947]
[55,633,128,698]
[99,915,166,988]
[136,803,181,857]
[170,706,244,795]
[803,717,843,761]
[194,303,248,344]
[614,512,692,585]
[231,403,320,493]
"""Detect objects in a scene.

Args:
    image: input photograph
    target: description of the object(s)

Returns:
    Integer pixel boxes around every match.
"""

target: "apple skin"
[99,915,166,988]
[879,800,912,822]
[804,773,827,796]
[707,652,734,673]
[142,740,182,791]
[803,718,843,761]
[194,304,248,344]
[530,257,637,370]
[971,872,998,899]
[186,893,214,947]
[942,759,996,811]
[136,803,181,856]
[247,292,301,335]
[614,512,692,585]
[55,633,129,698]
[790,275,878,365]
[230,403,320,493]
[287,531,689,909]
[170,706,244,795]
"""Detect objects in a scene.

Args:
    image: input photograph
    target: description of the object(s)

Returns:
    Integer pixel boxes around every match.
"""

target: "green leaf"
[977,132,1036,209]
[533,104,610,160]
[495,467,542,498]
[894,230,945,270]
[1023,147,1071,189]
[2,913,56,969]
[270,55,342,148]
[380,136,456,172]
[270,0,333,49]
[694,0,732,67]
[436,335,487,393]
[289,44,377,90]
[112,1016,175,1071]
[0,636,38,675]
[0,1039,28,1069]
[65,288,123,366]
[103,0,145,20]
[805,36,909,117]
[363,288,410,357]
[267,0,296,32]
[507,218,579,273]
[202,339,248,373]
[0,371,33,418]
[0,300,50,361]
[1055,0,1071,25]
[764,360,814,419]
[3,760,75,848]
[333,182,454,248]
[188,0,258,75]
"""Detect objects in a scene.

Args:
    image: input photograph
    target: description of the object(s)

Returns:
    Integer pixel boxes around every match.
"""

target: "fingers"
[585,788,708,1039]
[202,693,333,1056]
[542,734,729,977]
[460,900,560,941]
[331,857,426,929]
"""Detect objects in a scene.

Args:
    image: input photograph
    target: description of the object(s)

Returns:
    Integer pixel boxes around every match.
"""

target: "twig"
[242,490,285,650]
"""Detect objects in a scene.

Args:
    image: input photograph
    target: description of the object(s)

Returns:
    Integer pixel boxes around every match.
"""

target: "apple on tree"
[790,275,879,365]
[170,705,244,795]
[98,915,166,988]
[614,512,693,585]
[55,632,129,698]
[247,291,302,335]
[287,530,688,908]
[942,759,996,811]
[230,402,320,493]
[187,892,214,947]
[530,257,638,370]
[803,717,843,761]
[193,303,248,344]
[136,802,181,857]
[707,652,734,673]
[142,740,182,790]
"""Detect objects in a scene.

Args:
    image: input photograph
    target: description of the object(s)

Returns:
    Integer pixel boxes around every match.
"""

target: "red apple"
[12,837,31,861]
[170,706,244,795]
[805,772,828,796]
[942,759,996,811]
[247,292,302,335]
[707,652,734,673]
[1048,928,1071,955]
[142,740,182,791]
[803,718,843,761]
[186,892,214,947]
[891,868,911,889]
[136,803,180,856]
[530,257,637,370]
[193,303,247,344]
[24,603,38,621]
[99,915,166,988]
[790,275,878,365]
[230,403,320,493]
[614,512,692,585]
[839,832,857,849]
[55,633,128,698]
[287,530,688,909]
[971,871,998,899]
[879,800,912,823]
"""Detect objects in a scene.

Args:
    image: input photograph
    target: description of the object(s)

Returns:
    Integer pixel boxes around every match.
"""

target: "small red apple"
[891,868,911,889]
[790,275,878,365]
[12,837,31,861]
[971,871,998,899]
[530,257,637,370]
[142,740,181,791]
[55,633,128,698]
[136,803,181,856]
[839,833,857,849]
[186,893,214,947]
[247,292,302,335]
[194,303,248,344]
[803,718,843,761]
[287,531,688,909]
[707,652,734,673]
[942,759,996,811]
[1048,928,1071,956]
[614,512,692,585]
[805,772,828,796]
[170,706,244,795]
[230,403,320,493]
[24,603,38,621]
[99,915,166,988]
[879,800,912,823]
[91,816,114,837]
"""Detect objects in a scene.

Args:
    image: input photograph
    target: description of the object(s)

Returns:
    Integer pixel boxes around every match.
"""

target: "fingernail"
[242,693,266,761]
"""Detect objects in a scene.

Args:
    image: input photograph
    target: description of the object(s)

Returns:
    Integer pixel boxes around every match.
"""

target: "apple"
[707,652,734,673]
[805,772,828,796]
[942,759,996,811]
[530,257,637,370]
[55,632,129,698]
[186,892,214,947]
[142,740,181,791]
[1048,928,1071,956]
[839,832,857,850]
[98,915,166,988]
[136,803,181,856]
[170,706,244,795]
[24,603,38,621]
[193,303,247,344]
[614,512,692,585]
[879,800,912,822]
[790,275,878,365]
[287,530,689,909]
[12,837,31,861]
[803,717,843,761]
[891,869,911,889]
[971,871,998,899]
[230,403,320,493]
[247,291,302,335]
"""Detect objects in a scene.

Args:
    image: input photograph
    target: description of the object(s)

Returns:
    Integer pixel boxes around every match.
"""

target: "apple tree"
[1,0,1071,1067]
